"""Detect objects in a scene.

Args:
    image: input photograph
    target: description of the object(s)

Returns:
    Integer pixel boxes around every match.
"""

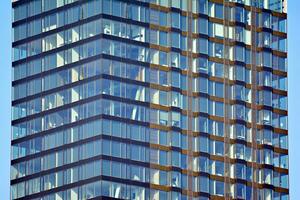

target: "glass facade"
[11,0,288,199]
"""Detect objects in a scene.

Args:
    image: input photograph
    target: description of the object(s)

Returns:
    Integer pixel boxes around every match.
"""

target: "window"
[159,51,168,66]
[199,38,208,54]
[199,77,208,93]
[236,183,246,199]
[213,141,224,156]
[171,72,180,87]
[235,7,244,22]
[13,4,27,22]
[199,97,208,113]
[43,0,64,12]
[214,23,224,38]
[168,53,178,68]
[209,62,224,77]
[198,18,208,34]
[159,31,168,46]
[215,4,223,19]
[111,141,121,157]
[171,172,181,187]
[199,157,208,172]
[235,46,244,62]
[171,131,180,147]
[235,124,245,140]
[200,176,209,192]
[279,18,287,33]
[172,0,180,8]
[215,102,224,117]
[235,65,245,81]
[158,131,168,146]
[199,136,208,153]
[263,51,271,67]
[159,150,167,165]
[172,151,180,167]
[172,12,180,28]
[112,1,121,17]
[235,26,244,42]
[212,43,223,58]
[214,161,224,176]
[159,111,168,125]
[198,116,208,132]
[214,180,224,196]
[261,12,271,28]
[160,12,168,27]
[199,0,207,14]
[198,57,208,73]
[280,134,288,149]
[103,0,111,14]
[172,112,180,127]
[171,33,180,48]
[215,82,224,98]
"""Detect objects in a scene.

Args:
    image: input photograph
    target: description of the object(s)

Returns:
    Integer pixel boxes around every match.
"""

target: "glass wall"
[11,0,288,199]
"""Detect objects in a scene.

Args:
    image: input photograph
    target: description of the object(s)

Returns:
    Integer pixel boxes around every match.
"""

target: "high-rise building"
[11,0,288,199]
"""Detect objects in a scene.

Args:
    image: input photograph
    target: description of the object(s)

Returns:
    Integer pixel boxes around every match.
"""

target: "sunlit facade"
[11,0,288,199]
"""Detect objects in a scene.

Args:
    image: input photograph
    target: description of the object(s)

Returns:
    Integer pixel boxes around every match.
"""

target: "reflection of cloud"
[283,0,287,13]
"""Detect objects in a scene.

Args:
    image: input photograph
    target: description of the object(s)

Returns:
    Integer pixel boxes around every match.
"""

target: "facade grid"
[11,0,288,199]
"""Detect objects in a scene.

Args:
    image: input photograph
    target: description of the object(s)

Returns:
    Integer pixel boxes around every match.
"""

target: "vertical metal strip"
[250,1,258,200]
[148,2,157,198]
[223,0,231,199]
[186,0,194,199]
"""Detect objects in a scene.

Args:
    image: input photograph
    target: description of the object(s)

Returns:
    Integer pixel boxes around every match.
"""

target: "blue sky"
[0,1,299,199]
[0,1,13,200]
[286,0,300,198]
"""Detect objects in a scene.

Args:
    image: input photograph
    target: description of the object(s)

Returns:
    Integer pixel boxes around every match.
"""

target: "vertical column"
[186,0,194,199]
[250,1,258,199]
[223,0,231,199]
